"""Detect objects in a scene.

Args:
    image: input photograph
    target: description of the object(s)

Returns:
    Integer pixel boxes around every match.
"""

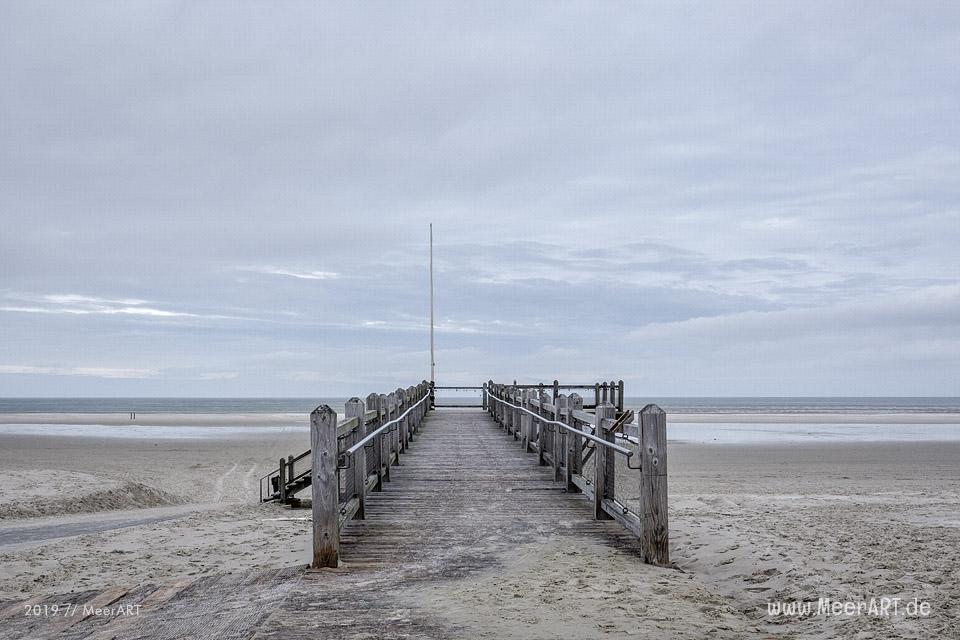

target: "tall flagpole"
[429,223,435,385]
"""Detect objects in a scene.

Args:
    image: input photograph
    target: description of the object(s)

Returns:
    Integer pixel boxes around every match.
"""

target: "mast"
[429,223,435,384]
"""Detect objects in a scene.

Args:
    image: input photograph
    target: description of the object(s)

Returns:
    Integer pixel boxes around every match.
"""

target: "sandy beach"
[0,412,305,427]
[0,413,957,638]
[671,412,960,424]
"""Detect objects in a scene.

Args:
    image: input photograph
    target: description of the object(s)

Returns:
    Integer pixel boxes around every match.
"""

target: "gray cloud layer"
[1,2,958,396]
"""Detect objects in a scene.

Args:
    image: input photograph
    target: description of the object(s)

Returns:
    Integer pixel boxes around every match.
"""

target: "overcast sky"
[1,2,958,397]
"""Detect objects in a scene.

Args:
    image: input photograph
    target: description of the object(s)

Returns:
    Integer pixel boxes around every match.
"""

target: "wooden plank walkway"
[1,408,767,640]
[254,408,647,639]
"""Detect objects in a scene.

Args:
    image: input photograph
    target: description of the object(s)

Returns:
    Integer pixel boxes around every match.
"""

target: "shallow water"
[667,421,960,444]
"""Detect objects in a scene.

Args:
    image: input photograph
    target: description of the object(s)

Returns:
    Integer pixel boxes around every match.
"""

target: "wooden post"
[387,392,399,464]
[379,394,391,482]
[504,387,513,434]
[422,381,429,422]
[421,381,429,426]
[594,383,600,408]
[512,387,520,441]
[617,379,624,413]
[366,393,382,490]
[520,389,531,452]
[640,404,669,565]
[566,393,583,492]
[406,386,416,441]
[482,383,487,410]
[552,379,559,402]
[594,402,615,520]
[490,385,496,421]
[497,384,507,427]
[536,386,545,465]
[554,395,567,482]
[278,457,287,503]
[396,387,407,451]
[345,397,365,519]
[413,383,422,431]
[310,405,338,568]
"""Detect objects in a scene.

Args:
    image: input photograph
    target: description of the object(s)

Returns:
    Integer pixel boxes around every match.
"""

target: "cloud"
[0,365,157,379]
[239,267,340,281]
[0,3,957,395]
[197,371,239,380]
[625,284,960,346]
[0,293,245,320]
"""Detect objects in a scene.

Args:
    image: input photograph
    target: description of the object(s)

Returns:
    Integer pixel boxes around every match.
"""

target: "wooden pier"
[1,379,678,640]
[274,378,668,571]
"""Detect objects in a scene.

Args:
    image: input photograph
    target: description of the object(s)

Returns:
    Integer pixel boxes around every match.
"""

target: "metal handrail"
[345,393,432,456]
[485,391,634,458]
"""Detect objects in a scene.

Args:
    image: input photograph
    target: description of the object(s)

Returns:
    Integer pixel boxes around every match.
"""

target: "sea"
[1,397,958,444]
[1,396,959,414]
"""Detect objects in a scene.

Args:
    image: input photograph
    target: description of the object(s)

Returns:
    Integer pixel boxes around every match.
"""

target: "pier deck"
[257,408,643,638]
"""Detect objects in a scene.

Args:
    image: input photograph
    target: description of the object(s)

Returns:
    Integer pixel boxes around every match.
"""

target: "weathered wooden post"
[406,386,416,441]
[537,385,547,465]
[552,379,559,402]
[414,383,423,431]
[594,402,615,520]
[512,387,520,441]
[554,394,567,482]
[310,405,339,568]
[487,380,493,416]
[520,389,531,452]
[420,381,429,427]
[504,386,513,434]
[498,386,505,425]
[345,397,365,519]
[278,457,287,503]
[566,393,583,492]
[396,387,407,451]
[594,383,600,408]
[366,392,383,490]
[379,393,391,481]
[617,380,625,414]
[640,404,669,565]
[387,392,400,465]
[481,383,487,410]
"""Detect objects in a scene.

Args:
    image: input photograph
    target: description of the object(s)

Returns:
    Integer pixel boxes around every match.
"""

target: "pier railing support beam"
[310,405,339,568]
[366,393,383,490]
[640,404,669,565]
[345,397,365,519]
[537,385,547,466]
[594,402,615,520]
[566,393,583,492]
[554,394,567,483]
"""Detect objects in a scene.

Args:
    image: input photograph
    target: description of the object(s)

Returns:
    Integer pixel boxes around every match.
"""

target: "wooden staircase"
[259,448,311,503]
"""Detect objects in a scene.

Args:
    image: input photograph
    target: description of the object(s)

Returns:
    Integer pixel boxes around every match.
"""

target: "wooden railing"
[484,380,669,566]
[309,381,432,568]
